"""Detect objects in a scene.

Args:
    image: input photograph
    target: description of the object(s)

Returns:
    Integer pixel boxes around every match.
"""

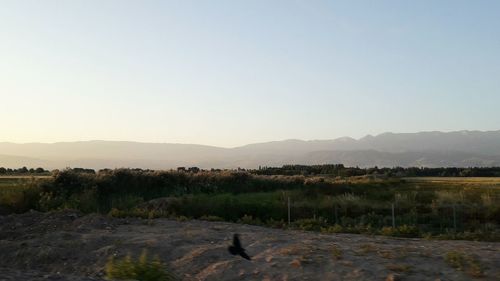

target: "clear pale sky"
[1,1,499,147]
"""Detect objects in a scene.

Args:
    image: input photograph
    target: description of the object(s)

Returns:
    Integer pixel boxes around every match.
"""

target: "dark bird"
[228,234,251,260]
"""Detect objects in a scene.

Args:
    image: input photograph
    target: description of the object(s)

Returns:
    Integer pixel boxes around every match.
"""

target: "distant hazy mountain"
[1,130,500,169]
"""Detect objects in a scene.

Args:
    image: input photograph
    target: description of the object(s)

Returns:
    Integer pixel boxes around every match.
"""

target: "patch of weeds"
[445,251,485,278]
[148,211,155,226]
[198,215,224,222]
[291,217,328,231]
[359,243,378,254]
[378,250,395,259]
[321,224,344,233]
[393,247,410,259]
[331,244,343,260]
[237,214,263,226]
[175,215,190,222]
[105,250,176,281]
[380,225,419,238]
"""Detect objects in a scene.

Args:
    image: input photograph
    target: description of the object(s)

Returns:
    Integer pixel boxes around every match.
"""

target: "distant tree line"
[0,166,49,175]
[2,164,500,177]
[251,164,500,177]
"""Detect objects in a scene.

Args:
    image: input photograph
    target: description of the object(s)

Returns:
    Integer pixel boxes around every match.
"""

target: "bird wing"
[233,234,242,248]
[239,251,251,261]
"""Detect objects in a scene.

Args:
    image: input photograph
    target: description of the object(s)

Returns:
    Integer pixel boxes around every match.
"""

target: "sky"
[1,0,499,147]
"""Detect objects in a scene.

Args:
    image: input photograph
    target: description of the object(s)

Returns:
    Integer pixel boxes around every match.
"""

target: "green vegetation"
[1,168,499,241]
[445,251,485,277]
[254,164,500,177]
[331,244,343,260]
[0,177,42,214]
[105,250,176,281]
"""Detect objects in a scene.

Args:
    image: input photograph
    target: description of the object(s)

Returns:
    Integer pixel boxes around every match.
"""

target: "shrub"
[237,214,262,225]
[175,215,190,222]
[105,250,176,281]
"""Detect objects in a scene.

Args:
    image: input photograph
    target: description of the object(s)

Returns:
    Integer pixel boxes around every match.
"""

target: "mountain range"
[1,130,500,169]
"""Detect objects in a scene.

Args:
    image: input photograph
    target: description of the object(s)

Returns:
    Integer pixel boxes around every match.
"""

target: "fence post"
[288,196,291,225]
[334,205,338,224]
[453,204,457,232]
[392,203,396,228]
[415,205,418,226]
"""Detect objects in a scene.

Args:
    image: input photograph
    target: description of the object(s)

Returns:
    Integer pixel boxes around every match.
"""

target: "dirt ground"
[0,210,498,281]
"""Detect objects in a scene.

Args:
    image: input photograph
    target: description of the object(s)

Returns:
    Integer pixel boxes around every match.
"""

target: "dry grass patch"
[378,250,395,259]
[359,243,378,254]
[445,251,485,278]
[331,244,343,260]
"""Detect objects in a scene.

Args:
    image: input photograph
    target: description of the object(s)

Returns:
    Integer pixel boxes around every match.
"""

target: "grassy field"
[0,176,47,214]
[1,171,499,241]
[0,177,33,192]
[404,177,500,185]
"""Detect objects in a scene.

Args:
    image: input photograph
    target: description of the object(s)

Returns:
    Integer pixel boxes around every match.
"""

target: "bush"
[105,250,176,281]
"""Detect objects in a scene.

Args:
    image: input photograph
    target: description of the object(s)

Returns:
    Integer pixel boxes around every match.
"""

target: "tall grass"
[2,169,499,241]
[0,177,41,214]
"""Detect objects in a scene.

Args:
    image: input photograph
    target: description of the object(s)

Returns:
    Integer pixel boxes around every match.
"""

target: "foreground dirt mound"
[0,211,499,281]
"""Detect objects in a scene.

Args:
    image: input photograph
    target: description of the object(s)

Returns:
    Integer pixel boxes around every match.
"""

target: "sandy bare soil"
[0,210,498,281]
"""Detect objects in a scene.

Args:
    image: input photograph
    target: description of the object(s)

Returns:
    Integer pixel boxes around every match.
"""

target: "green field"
[1,171,499,241]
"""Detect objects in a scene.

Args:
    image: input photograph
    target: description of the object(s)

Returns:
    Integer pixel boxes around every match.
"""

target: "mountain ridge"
[1,130,500,169]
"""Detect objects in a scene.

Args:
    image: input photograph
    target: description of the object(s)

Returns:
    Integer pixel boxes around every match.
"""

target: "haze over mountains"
[1,130,500,169]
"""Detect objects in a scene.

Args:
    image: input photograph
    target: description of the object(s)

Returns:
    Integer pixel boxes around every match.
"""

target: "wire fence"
[284,197,499,234]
